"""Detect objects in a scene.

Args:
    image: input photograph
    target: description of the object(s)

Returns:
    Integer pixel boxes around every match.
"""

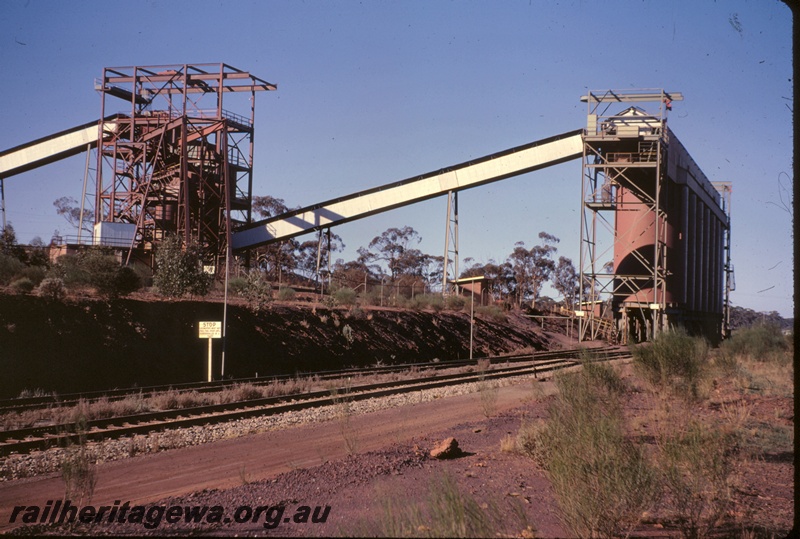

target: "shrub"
[580,352,627,395]
[342,324,355,344]
[51,254,92,287]
[232,383,263,402]
[516,418,550,465]
[112,266,142,297]
[427,294,445,312]
[227,276,249,296]
[357,472,519,538]
[36,277,67,300]
[14,264,47,286]
[476,304,506,322]
[231,272,273,312]
[409,293,444,312]
[445,294,466,311]
[359,288,383,306]
[153,235,211,298]
[659,422,737,538]
[81,250,119,295]
[407,294,428,311]
[717,324,792,396]
[632,328,709,399]
[60,415,97,507]
[0,253,26,285]
[720,323,789,364]
[9,277,34,293]
[74,250,142,299]
[277,286,296,302]
[521,367,658,538]
[332,287,356,306]
[393,294,411,308]
[43,251,141,299]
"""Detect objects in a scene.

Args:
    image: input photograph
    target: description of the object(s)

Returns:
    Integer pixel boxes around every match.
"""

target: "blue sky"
[0,0,793,317]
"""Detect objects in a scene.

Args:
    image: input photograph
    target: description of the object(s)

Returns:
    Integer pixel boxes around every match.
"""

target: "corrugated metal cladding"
[611,125,727,342]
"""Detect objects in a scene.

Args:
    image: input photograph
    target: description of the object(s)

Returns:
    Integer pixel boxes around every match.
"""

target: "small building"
[449,276,492,306]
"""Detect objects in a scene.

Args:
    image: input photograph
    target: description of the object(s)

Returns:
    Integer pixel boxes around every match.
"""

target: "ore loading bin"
[578,90,732,345]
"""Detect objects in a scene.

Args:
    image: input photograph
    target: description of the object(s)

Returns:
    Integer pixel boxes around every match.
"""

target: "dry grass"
[59,415,97,507]
[329,380,360,455]
[657,421,739,539]
[632,328,710,400]
[716,324,792,397]
[518,366,659,538]
[1,377,319,431]
[513,338,787,538]
[499,434,517,453]
[351,472,530,538]
[476,359,498,418]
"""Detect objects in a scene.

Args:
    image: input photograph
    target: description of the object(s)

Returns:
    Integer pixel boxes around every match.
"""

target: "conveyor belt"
[232,129,584,250]
[0,115,120,178]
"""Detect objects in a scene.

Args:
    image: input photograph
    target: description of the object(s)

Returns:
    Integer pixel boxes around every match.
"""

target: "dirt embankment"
[0,294,556,398]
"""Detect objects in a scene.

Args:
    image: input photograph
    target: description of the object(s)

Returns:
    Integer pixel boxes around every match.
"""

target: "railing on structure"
[111,108,253,129]
[52,235,137,249]
[590,317,618,343]
[547,304,619,344]
[227,147,251,168]
[605,151,658,164]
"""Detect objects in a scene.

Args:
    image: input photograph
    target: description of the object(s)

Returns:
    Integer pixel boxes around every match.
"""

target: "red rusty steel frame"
[94,64,275,273]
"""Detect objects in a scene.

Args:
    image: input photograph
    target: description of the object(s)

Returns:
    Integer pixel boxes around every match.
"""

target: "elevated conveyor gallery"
[231,129,584,250]
[0,116,119,178]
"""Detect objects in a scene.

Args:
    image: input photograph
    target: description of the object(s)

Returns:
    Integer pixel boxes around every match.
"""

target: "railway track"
[0,347,630,457]
[0,346,623,413]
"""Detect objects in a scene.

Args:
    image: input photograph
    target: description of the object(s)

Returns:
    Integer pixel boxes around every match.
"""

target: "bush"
[355,472,520,538]
[9,277,34,293]
[153,235,211,298]
[516,418,550,465]
[427,294,444,312]
[51,254,92,287]
[519,367,658,538]
[359,288,383,307]
[12,264,47,286]
[227,276,249,296]
[44,251,141,299]
[659,422,738,538]
[720,323,789,364]
[36,277,67,301]
[71,250,142,299]
[445,294,466,311]
[332,287,356,306]
[277,286,296,302]
[241,272,272,312]
[80,250,119,295]
[409,293,444,312]
[0,253,26,285]
[113,266,142,297]
[632,328,709,399]
[580,355,627,395]
[475,304,506,322]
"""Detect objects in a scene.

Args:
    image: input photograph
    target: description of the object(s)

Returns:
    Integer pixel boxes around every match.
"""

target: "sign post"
[198,321,222,382]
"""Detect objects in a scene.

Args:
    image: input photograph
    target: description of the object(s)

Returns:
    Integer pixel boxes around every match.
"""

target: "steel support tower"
[94,64,275,273]
[441,190,459,295]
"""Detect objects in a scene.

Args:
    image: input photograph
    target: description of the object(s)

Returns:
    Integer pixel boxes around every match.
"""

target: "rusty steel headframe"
[94,63,276,273]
